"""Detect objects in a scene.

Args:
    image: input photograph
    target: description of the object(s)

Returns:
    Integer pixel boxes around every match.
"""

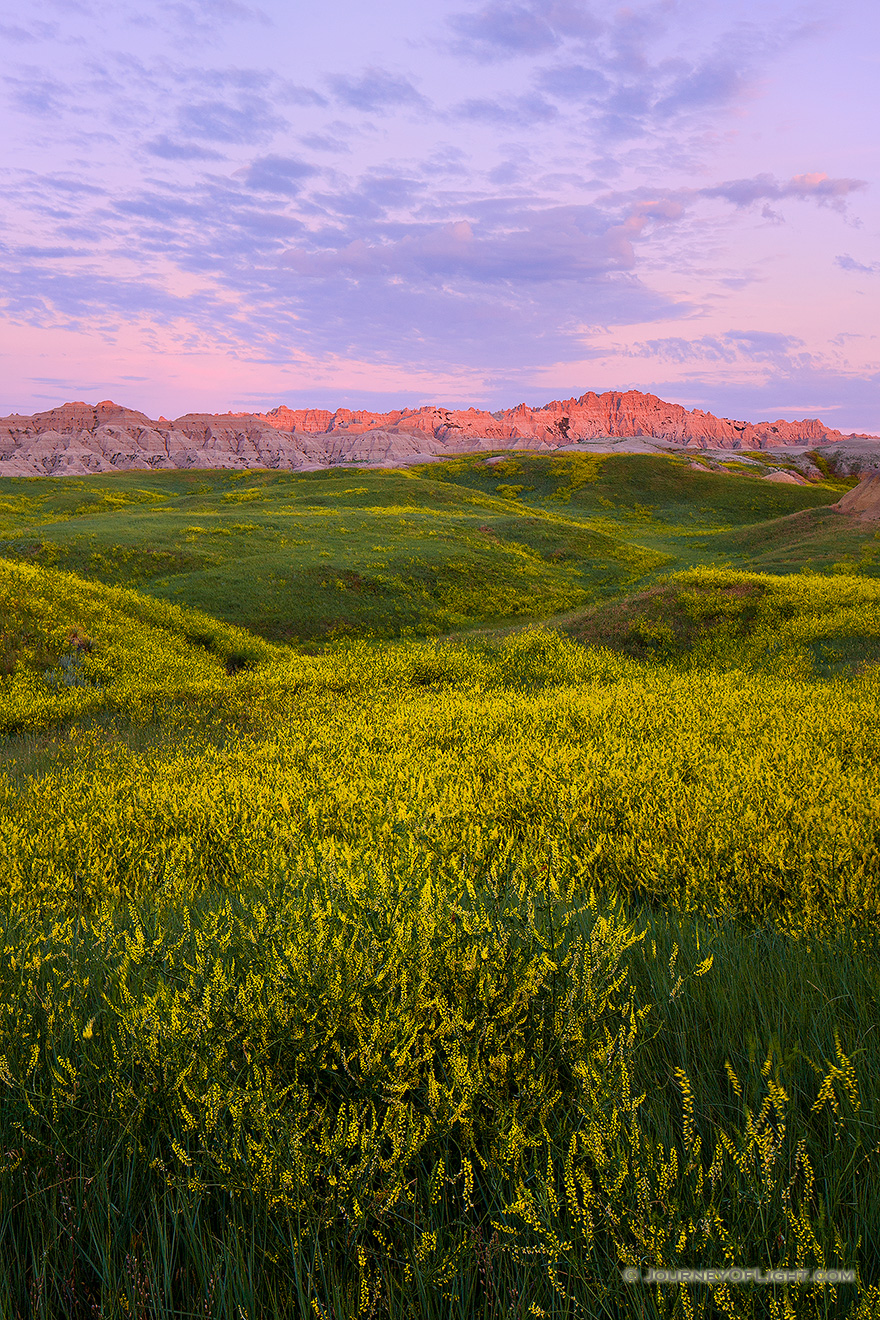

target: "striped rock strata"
[0,392,858,477]
[257,390,847,448]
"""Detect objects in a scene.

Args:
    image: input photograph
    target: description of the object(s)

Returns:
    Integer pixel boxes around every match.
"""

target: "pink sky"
[1,0,878,430]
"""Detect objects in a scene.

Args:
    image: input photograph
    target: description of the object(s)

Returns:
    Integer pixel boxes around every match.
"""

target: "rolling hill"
[0,452,862,643]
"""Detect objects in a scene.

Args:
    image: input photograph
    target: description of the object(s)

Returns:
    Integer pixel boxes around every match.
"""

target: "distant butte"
[0,389,875,478]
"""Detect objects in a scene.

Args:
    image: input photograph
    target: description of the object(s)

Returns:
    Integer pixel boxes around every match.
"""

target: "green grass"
[0,455,861,643]
[2,463,880,1317]
[564,567,880,674]
[423,451,846,523]
[714,507,880,578]
[0,467,660,642]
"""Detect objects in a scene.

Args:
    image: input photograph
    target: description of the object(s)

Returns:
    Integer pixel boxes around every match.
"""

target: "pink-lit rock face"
[254,390,847,448]
[0,390,856,477]
[0,401,159,435]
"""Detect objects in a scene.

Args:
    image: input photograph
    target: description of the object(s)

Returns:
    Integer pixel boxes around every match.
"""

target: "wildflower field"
[1,459,880,1318]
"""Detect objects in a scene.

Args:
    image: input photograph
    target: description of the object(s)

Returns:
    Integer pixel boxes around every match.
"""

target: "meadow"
[1,454,879,1318]
[0,452,868,644]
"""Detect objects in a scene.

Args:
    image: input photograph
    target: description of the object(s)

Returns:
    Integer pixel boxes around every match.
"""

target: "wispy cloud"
[153,0,272,39]
[536,62,609,99]
[703,172,866,212]
[327,68,428,114]
[280,208,652,283]
[299,132,350,154]
[176,94,287,144]
[626,330,808,366]
[445,0,813,150]
[837,253,880,275]
[451,92,559,126]
[7,71,73,118]
[0,20,61,42]
[238,155,318,195]
[145,136,225,160]
[447,0,606,62]
[165,0,271,24]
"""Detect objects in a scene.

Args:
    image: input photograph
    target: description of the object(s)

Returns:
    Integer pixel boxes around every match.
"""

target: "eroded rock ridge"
[0,391,862,477]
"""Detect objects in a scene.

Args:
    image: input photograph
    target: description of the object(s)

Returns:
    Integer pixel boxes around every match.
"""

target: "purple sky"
[1,0,878,429]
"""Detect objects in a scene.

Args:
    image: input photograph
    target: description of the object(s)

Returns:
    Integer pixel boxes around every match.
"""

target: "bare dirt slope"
[833,474,880,519]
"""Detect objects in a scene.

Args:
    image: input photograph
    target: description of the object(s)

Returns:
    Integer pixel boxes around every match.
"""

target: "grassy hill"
[0,453,863,642]
[565,566,880,674]
[1,557,880,1315]
[423,450,842,524]
[714,504,880,577]
[0,556,277,735]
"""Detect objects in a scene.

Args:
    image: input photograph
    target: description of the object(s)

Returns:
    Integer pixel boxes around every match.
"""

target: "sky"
[1,0,878,430]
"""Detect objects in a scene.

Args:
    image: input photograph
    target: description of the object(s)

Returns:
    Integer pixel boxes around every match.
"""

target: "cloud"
[625,330,807,366]
[234,267,676,372]
[42,176,107,196]
[443,5,828,160]
[488,159,523,185]
[360,174,423,208]
[1,3,868,411]
[595,172,867,234]
[1,161,683,375]
[446,0,602,61]
[0,258,225,326]
[14,245,86,258]
[837,254,880,275]
[651,55,749,119]
[725,330,805,360]
[447,2,564,60]
[536,62,609,100]
[113,194,209,222]
[0,20,59,41]
[176,94,287,143]
[426,145,470,176]
[300,133,350,154]
[280,201,682,285]
[145,135,224,161]
[238,155,318,195]
[231,211,304,237]
[310,191,386,221]
[8,73,71,118]
[452,92,559,126]
[327,68,427,114]
[446,0,797,138]
[158,0,271,35]
[94,66,325,163]
[702,172,866,212]
[644,16,796,123]
[279,84,329,108]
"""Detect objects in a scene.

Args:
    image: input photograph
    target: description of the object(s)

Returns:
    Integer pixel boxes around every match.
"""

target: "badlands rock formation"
[813,438,880,479]
[0,390,859,478]
[258,390,847,449]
